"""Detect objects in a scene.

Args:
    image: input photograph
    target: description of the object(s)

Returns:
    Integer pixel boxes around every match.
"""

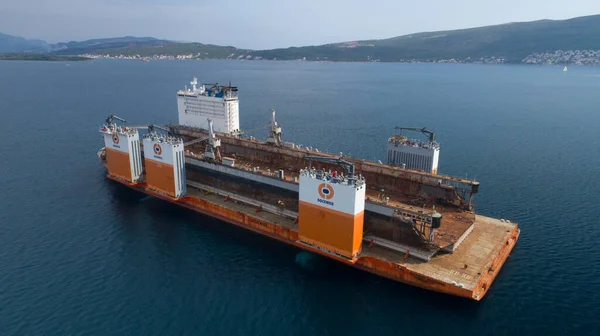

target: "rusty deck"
[184,154,475,253]
[106,174,519,301]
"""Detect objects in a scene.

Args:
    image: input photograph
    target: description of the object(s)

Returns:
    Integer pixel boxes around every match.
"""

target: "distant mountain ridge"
[254,14,600,63]
[0,35,176,54]
[51,36,176,55]
[3,14,600,64]
[0,33,50,53]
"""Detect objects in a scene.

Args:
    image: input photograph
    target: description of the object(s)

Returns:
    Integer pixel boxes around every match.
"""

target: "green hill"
[0,33,50,53]
[3,14,600,63]
[51,36,176,55]
[0,54,89,61]
[48,36,250,59]
[252,15,600,62]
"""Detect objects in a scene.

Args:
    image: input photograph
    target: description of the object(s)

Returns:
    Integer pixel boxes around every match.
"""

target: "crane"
[204,118,222,162]
[305,155,356,185]
[147,124,170,135]
[394,127,436,143]
[105,114,126,126]
[266,109,283,146]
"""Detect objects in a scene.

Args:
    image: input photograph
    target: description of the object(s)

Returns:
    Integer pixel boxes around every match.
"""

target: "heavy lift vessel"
[98,78,520,300]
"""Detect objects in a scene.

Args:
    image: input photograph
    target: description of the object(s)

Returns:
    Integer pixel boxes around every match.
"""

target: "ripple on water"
[0,61,599,335]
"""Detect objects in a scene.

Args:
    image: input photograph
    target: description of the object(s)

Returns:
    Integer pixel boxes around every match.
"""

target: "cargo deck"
[98,78,519,301]
[106,174,519,300]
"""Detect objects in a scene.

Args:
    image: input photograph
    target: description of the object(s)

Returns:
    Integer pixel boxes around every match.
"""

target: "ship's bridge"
[177,77,240,134]
[176,77,238,99]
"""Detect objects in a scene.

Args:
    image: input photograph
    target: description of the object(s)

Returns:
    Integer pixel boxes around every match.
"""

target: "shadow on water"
[104,179,144,201]
[294,251,326,272]
[295,255,484,334]
[104,179,300,256]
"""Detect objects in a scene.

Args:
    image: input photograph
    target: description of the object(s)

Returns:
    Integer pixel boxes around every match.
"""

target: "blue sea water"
[0,60,599,335]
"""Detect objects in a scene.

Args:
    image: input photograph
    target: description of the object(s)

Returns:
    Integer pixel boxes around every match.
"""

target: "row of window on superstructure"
[388,149,433,172]
[184,99,231,119]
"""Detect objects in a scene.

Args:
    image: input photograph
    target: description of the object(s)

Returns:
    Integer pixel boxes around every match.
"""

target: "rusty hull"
[105,174,519,301]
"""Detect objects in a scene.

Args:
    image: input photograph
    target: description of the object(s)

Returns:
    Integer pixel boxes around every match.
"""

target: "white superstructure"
[387,135,440,174]
[177,77,240,134]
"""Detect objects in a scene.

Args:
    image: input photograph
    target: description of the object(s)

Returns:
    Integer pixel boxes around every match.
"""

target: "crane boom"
[305,155,355,184]
[183,136,209,147]
[106,114,126,125]
[148,124,170,134]
[395,127,436,143]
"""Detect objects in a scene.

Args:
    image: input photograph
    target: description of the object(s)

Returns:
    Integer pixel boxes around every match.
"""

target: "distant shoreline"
[77,56,586,66]
[0,54,91,61]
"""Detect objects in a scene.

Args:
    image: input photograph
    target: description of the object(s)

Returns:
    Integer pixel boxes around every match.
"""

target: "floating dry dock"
[98,78,519,300]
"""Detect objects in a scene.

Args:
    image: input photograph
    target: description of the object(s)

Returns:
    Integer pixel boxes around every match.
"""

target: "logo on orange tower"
[153,143,162,156]
[112,134,120,144]
[318,183,334,200]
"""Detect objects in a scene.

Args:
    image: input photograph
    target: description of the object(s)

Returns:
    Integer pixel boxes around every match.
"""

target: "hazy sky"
[0,0,598,49]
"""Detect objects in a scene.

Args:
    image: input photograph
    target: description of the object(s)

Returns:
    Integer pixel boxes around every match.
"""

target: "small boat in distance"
[563,66,568,72]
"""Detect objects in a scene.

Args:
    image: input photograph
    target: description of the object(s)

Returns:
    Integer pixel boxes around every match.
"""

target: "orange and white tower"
[142,132,186,198]
[298,169,366,259]
[99,119,143,183]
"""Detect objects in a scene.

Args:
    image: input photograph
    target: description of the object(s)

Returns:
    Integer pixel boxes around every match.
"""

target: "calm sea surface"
[0,60,599,335]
